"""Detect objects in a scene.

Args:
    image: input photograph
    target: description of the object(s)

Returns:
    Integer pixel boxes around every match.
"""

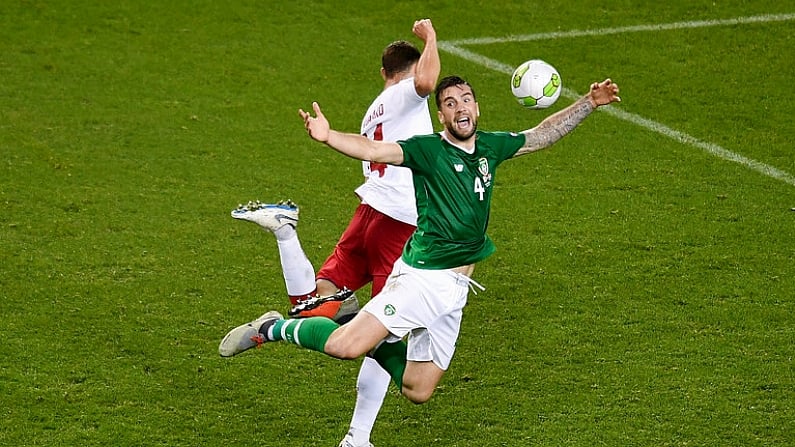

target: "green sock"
[371,341,407,390]
[267,317,339,352]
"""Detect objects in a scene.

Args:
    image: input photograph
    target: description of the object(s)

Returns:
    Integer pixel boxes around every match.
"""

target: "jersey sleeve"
[398,134,440,175]
[491,131,526,161]
[388,78,427,120]
[397,76,429,101]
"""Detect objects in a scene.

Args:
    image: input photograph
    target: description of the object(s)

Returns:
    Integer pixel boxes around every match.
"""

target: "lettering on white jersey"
[362,103,385,130]
[356,77,432,226]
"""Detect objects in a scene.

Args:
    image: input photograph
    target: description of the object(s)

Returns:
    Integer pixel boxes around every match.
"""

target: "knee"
[323,336,361,360]
[401,386,434,404]
[400,362,444,404]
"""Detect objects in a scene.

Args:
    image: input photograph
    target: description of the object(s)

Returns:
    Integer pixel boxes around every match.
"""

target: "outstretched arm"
[412,18,440,98]
[514,79,621,157]
[299,102,404,164]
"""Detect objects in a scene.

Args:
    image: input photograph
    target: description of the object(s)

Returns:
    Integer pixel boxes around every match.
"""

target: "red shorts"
[317,204,415,297]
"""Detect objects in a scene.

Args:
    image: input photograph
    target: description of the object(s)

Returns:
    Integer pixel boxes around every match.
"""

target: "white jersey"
[356,77,433,226]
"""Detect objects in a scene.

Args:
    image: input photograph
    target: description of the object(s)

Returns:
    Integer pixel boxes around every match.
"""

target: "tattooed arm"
[514,78,620,157]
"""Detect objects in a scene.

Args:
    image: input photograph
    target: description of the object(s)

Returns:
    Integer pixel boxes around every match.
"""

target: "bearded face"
[437,84,479,143]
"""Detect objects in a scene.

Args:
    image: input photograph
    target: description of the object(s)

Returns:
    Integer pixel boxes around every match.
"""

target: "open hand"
[298,102,330,143]
[588,79,621,107]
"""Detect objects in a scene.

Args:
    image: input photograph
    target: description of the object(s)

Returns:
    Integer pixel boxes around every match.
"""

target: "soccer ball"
[510,59,562,109]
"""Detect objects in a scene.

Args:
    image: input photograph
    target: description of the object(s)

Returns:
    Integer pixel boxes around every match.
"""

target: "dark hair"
[382,41,421,78]
[434,76,476,108]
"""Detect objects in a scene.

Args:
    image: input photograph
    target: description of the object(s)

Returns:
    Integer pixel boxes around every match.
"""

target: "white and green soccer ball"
[510,59,562,109]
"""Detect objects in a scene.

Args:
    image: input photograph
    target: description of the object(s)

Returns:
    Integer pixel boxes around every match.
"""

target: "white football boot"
[218,311,282,357]
[231,199,299,232]
[338,432,374,447]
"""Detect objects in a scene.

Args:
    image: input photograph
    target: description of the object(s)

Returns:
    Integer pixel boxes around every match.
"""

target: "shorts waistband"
[452,271,485,295]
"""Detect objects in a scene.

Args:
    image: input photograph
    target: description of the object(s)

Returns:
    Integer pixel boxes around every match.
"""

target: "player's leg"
[320,311,390,358]
[368,261,468,404]
[231,200,316,304]
[341,209,416,446]
[295,204,373,321]
[340,357,391,447]
[219,307,389,359]
[315,278,338,297]
[366,333,449,405]
[401,360,445,404]
[275,226,317,304]
[404,276,467,402]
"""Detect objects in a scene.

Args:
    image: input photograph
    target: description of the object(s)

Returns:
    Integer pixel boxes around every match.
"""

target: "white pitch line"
[437,14,795,188]
[443,13,795,46]
[601,106,795,187]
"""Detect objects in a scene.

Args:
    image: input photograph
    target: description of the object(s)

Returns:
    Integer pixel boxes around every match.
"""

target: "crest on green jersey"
[478,157,492,186]
[478,158,489,176]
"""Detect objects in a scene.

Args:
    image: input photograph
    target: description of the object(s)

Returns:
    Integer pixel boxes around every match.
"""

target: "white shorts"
[362,258,472,370]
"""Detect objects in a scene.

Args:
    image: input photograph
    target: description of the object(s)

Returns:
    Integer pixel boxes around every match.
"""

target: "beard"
[445,117,478,142]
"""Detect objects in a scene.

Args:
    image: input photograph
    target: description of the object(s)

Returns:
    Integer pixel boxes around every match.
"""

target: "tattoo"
[516,96,594,156]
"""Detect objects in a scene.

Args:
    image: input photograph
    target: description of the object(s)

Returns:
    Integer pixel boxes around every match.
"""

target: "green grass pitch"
[1,1,793,445]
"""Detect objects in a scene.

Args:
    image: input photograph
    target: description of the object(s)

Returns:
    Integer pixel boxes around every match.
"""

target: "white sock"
[275,231,316,297]
[273,224,296,241]
[349,357,391,443]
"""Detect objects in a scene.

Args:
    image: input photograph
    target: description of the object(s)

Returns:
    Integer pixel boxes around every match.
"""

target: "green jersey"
[398,131,525,269]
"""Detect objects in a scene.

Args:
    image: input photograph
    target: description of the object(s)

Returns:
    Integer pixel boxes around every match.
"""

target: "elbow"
[365,141,403,165]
